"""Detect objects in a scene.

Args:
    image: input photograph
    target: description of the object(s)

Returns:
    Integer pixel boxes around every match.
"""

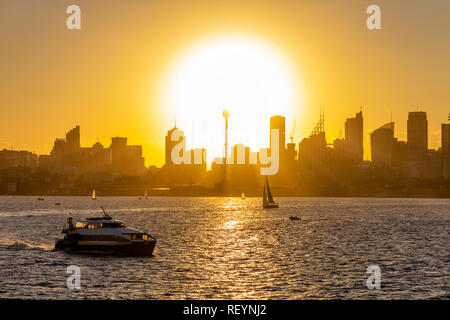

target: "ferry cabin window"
[87,223,102,229]
[83,235,128,242]
[75,222,86,228]
[103,222,125,228]
[123,233,148,240]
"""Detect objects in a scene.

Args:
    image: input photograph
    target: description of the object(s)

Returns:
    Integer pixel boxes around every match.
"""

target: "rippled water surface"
[0,196,449,299]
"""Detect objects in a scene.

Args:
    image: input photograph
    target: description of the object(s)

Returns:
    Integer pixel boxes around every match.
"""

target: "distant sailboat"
[92,190,96,200]
[263,177,278,208]
[241,192,245,199]
[144,189,148,200]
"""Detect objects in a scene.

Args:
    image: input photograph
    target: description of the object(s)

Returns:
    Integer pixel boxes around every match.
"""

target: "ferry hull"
[55,239,156,256]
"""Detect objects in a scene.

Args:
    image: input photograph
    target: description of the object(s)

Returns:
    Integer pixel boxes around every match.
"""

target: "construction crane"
[310,111,324,136]
[289,118,296,143]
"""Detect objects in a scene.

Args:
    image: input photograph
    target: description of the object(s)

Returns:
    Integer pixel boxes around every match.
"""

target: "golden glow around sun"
[162,35,301,161]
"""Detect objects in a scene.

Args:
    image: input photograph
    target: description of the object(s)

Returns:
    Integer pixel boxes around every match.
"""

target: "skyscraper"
[270,115,286,170]
[110,137,145,176]
[50,138,66,168]
[286,142,297,167]
[298,131,327,165]
[344,111,363,161]
[442,123,450,179]
[392,138,408,167]
[165,125,185,166]
[370,122,394,167]
[111,137,128,175]
[65,126,80,154]
[64,126,81,167]
[407,111,428,167]
[231,143,249,164]
[270,115,286,152]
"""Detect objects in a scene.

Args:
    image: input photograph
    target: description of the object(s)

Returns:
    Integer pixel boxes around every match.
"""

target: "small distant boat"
[37,197,44,201]
[55,202,61,206]
[241,192,245,199]
[144,189,148,200]
[92,190,96,200]
[289,216,301,220]
[263,177,278,209]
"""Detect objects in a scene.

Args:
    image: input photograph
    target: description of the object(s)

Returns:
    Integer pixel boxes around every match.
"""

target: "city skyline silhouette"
[1,108,450,197]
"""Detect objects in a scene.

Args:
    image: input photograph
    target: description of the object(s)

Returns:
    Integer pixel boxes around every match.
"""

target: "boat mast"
[263,182,269,207]
[266,177,274,204]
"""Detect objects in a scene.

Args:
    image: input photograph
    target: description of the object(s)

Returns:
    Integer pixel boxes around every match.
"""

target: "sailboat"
[263,177,278,208]
[92,190,96,200]
[144,189,148,200]
[241,192,245,199]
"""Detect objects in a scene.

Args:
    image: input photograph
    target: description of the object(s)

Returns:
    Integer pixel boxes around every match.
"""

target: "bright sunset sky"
[1,0,449,166]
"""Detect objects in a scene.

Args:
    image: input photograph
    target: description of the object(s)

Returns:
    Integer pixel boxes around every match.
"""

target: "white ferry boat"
[55,208,156,256]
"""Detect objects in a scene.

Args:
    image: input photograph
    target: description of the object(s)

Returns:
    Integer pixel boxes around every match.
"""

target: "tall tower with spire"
[222,109,230,164]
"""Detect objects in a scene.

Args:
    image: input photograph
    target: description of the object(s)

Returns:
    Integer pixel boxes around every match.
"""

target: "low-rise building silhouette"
[0,149,38,169]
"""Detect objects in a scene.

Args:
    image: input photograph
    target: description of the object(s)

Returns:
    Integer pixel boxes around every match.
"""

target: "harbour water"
[0,196,449,299]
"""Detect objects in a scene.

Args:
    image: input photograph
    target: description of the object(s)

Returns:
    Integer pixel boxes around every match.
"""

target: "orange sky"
[1,0,449,166]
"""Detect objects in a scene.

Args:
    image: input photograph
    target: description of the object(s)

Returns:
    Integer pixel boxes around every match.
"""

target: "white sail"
[241,192,245,199]
[92,190,96,200]
[144,189,148,199]
[263,177,278,208]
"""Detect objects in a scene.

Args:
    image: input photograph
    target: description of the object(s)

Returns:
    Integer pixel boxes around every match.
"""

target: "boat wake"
[0,239,53,252]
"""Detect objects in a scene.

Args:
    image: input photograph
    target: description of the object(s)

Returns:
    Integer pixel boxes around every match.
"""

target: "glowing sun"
[161,35,300,161]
